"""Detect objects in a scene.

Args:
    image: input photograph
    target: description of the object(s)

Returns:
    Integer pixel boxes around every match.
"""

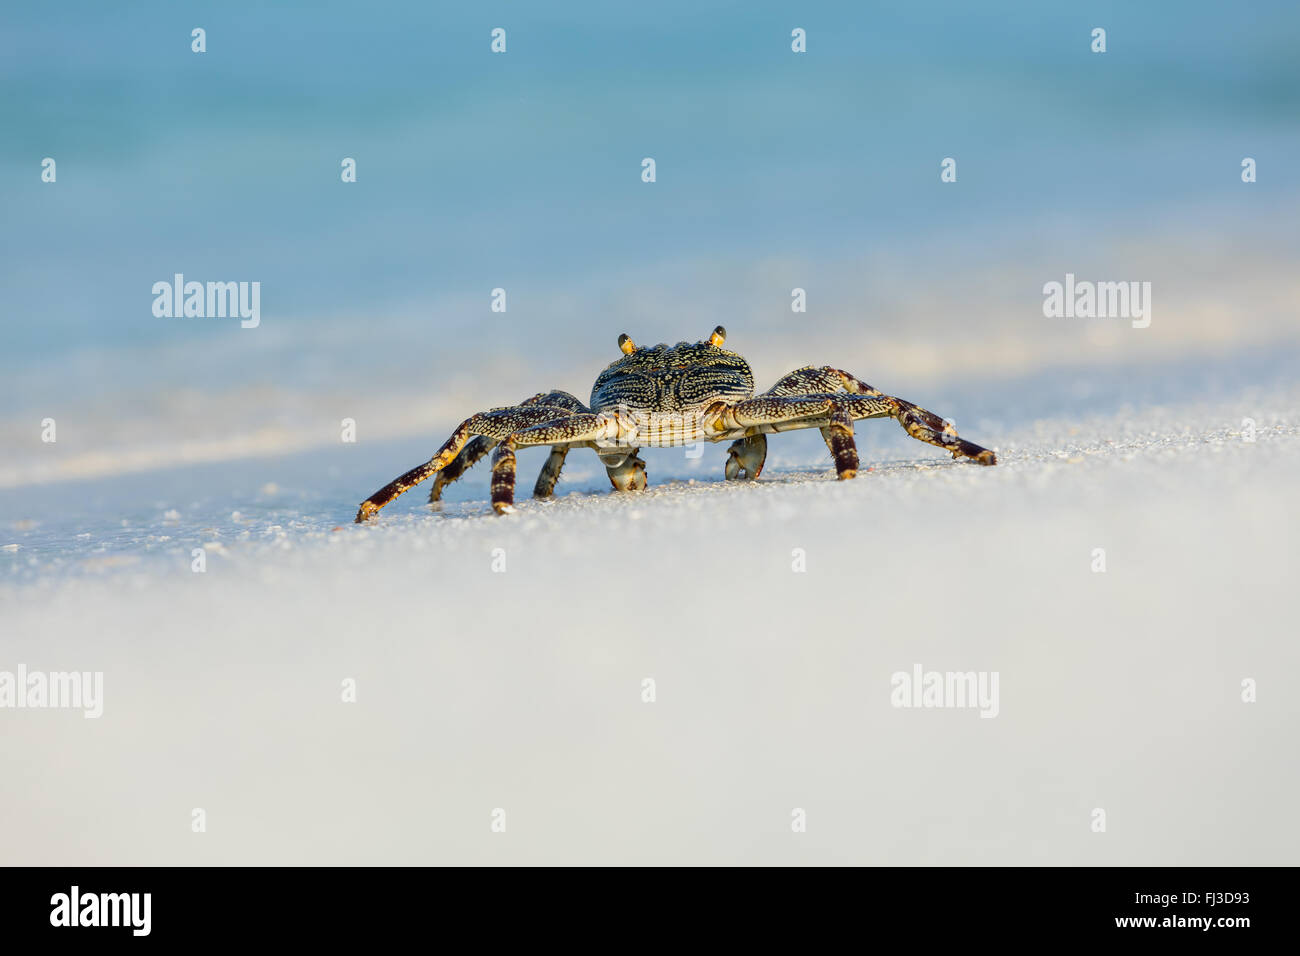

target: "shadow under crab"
[355,327,996,521]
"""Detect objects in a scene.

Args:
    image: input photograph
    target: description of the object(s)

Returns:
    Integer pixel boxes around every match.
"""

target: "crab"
[355,327,996,521]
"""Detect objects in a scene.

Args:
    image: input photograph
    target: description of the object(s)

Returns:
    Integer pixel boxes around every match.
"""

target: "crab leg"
[885,396,996,464]
[532,445,572,498]
[720,366,996,476]
[714,395,886,478]
[427,390,591,506]
[713,394,993,481]
[822,408,859,478]
[355,403,584,522]
[428,435,495,506]
[789,366,995,462]
[430,437,576,506]
[356,427,474,522]
[488,414,627,514]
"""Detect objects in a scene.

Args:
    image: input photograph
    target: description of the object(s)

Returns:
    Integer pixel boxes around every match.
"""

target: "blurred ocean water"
[2,0,1298,531]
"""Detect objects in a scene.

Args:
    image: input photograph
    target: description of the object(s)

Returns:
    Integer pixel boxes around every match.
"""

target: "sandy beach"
[3,347,1296,865]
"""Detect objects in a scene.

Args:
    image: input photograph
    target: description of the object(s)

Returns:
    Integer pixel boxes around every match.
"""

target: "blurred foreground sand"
[2,383,1296,865]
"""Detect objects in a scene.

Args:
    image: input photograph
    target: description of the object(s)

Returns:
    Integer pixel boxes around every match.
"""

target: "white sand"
[2,378,1296,864]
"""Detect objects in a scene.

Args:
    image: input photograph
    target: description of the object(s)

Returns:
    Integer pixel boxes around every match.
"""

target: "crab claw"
[725,435,766,479]
[606,452,647,491]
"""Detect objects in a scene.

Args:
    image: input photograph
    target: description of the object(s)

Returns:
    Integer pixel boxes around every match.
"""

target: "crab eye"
[708,326,726,347]
[617,333,637,355]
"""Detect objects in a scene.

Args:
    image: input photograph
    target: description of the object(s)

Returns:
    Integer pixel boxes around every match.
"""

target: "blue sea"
[2,0,1298,569]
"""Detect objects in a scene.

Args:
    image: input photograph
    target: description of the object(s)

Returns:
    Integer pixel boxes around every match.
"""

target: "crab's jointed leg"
[532,446,572,499]
[714,394,894,479]
[821,407,859,478]
[356,399,592,522]
[713,365,996,481]
[766,366,995,462]
[428,435,494,507]
[426,391,589,507]
[487,414,628,514]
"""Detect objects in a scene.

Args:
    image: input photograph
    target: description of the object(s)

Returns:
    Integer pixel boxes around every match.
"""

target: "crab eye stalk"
[618,333,637,355]
[708,326,726,347]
